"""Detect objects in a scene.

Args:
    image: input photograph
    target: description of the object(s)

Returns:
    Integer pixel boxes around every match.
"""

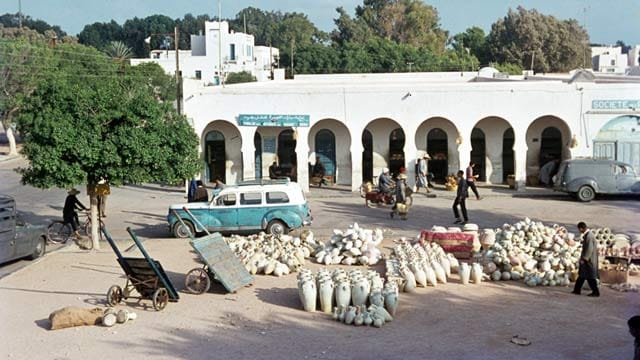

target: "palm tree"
[104,41,133,73]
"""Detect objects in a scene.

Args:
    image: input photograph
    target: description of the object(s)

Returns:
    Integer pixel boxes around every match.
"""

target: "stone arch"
[364,118,403,178]
[525,115,572,185]
[201,120,243,184]
[470,116,515,184]
[594,115,640,171]
[309,119,352,185]
[415,117,461,181]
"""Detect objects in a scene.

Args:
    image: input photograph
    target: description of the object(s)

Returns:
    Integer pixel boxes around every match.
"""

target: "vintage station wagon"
[0,195,47,264]
[168,179,312,238]
[554,159,640,202]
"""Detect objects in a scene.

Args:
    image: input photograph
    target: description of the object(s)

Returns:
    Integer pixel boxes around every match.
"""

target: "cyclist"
[63,188,88,240]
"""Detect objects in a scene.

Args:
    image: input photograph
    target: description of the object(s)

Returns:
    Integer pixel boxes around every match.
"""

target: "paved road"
[2,155,639,278]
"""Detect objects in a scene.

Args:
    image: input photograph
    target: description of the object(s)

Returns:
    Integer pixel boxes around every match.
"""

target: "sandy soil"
[1,235,638,360]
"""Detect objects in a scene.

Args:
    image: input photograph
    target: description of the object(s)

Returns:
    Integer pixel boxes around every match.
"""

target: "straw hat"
[423,153,432,159]
[68,188,80,195]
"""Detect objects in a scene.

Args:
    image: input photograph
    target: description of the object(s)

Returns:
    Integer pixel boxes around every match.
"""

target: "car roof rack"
[235,177,291,186]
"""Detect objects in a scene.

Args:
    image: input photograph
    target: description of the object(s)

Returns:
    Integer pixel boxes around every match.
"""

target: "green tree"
[78,20,124,50]
[0,29,54,156]
[15,42,200,249]
[350,0,448,52]
[331,7,373,45]
[225,71,257,84]
[0,13,67,39]
[486,6,590,73]
[451,26,489,66]
[294,43,341,74]
[129,62,176,102]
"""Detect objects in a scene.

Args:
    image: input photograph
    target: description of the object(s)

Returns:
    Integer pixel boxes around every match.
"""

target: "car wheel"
[267,220,288,237]
[577,185,595,202]
[173,221,194,238]
[28,236,46,260]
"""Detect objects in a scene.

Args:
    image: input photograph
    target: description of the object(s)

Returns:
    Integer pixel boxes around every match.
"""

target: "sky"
[1,0,639,46]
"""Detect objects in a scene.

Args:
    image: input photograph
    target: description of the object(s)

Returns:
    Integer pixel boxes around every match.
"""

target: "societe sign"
[591,99,640,110]
[238,114,310,127]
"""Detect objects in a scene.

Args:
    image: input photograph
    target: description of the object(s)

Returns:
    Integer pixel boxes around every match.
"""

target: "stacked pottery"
[313,223,384,266]
[226,231,317,276]
[477,218,604,288]
[386,238,459,292]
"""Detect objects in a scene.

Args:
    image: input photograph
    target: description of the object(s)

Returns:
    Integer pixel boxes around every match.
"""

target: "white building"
[131,21,284,84]
[592,45,640,74]
[181,69,640,193]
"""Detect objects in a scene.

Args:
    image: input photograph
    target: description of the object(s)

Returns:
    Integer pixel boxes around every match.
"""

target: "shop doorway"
[427,128,448,182]
[315,129,336,183]
[540,127,562,164]
[362,130,373,183]
[502,128,515,183]
[470,128,486,181]
[277,129,296,177]
[389,128,405,176]
[254,132,262,179]
[205,130,226,183]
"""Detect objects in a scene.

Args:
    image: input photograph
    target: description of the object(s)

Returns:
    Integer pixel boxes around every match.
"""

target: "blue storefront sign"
[591,99,640,110]
[238,114,310,127]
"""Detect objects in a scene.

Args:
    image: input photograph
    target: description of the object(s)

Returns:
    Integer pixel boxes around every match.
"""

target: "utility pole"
[18,0,22,28]
[290,37,295,78]
[175,26,182,115]
[530,51,535,72]
[218,0,223,87]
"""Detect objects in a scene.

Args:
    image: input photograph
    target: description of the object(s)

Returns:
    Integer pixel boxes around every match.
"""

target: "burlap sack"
[49,306,104,330]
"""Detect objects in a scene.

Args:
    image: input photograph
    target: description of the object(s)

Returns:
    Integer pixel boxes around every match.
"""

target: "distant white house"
[131,21,284,85]
[592,45,640,74]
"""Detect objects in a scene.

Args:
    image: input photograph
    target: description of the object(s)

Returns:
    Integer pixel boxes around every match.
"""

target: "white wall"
[182,75,640,192]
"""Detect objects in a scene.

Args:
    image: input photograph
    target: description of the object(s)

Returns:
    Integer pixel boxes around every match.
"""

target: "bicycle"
[47,211,105,247]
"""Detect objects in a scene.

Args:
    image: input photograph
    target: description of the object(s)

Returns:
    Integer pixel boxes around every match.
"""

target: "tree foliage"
[0,13,67,39]
[451,26,489,66]
[15,42,200,189]
[486,6,590,73]
[225,71,257,84]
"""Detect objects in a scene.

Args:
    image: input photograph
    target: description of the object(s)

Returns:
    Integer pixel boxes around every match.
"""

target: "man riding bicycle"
[63,188,88,240]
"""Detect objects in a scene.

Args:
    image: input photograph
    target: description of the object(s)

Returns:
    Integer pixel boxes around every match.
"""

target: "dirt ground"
[1,153,639,359]
[1,235,638,360]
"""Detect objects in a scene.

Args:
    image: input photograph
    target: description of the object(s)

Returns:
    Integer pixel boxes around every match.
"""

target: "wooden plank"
[190,233,253,293]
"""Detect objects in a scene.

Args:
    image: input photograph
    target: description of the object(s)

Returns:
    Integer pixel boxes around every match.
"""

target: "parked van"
[168,179,312,238]
[553,159,640,202]
[0,195,47,264]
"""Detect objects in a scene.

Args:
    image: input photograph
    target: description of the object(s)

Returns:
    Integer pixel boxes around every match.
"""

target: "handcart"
[103,226,179,311]
[173,208,253,294]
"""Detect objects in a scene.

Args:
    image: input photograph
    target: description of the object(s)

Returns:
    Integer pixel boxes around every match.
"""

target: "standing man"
[452,170,469,225]
[96,178,110,218]
[628,316,640,360]
[571,221,600,297]
[466,161,482,200]
[416,154,431,194]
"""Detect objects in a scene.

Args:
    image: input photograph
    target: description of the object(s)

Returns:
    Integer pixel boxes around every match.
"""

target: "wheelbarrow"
[103,226,179,311]
[173,208,253,294]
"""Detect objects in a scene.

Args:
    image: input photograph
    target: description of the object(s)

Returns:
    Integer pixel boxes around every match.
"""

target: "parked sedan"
[0,195,46,265]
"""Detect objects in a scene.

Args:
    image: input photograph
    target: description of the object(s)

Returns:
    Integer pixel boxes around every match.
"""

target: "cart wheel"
[107,285,123,306]
[152,288,169,311]
[185,267,211,294]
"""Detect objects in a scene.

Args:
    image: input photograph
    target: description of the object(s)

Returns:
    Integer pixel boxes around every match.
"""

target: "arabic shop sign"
[591,99,640,110]
[238,114,310,127]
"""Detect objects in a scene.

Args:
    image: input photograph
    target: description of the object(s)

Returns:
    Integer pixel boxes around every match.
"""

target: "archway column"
[513,128,528,191]
[350,125,365,192]
[240,128,256,181]
[403,127,417,188]
[296,127,311,193]
[457,126,473,175]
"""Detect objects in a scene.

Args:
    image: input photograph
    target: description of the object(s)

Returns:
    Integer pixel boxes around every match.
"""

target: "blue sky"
[2,0,638,45]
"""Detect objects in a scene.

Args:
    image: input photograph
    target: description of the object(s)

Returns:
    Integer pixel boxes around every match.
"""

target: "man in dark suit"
[571,221,600,297]
[453,170,469,224]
